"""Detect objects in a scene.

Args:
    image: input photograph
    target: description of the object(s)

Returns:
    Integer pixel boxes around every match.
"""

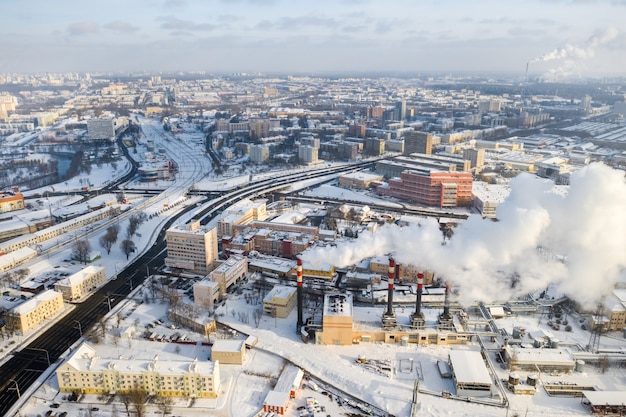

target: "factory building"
[504,346,576,372]
[57,343,221,397]
[449,350,494,398]
[54,265,106,302]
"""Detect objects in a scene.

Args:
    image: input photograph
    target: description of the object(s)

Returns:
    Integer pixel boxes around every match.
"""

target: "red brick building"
[377,169,473,207]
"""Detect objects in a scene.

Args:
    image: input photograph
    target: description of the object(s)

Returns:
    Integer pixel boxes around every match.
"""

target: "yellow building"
[217,198,268,238]
[604,289,626,331]
[0,192,24,213]
[54,265,107,302]
[57,343,220,397]
[210,340,246,365]
[6,290,64,333]
[165,221,218,274]
[263,285,297,318]
[316,293,354,346]
[194,255,248,309]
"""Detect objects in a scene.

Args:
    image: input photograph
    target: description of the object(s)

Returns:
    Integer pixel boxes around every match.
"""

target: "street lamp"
[24,347,50,366]
[104,294,112,312]
[74,320,82,337]
[8,379,20,398]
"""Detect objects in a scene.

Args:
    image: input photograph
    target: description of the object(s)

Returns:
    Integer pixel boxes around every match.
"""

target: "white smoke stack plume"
[301,163,626,309]
[529,27,618,64]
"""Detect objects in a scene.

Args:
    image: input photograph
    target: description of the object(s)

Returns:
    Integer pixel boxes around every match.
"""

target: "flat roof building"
[165,221,218,274]
[6,290,64,333]
[449,350,493,398]
[54,265,106,302]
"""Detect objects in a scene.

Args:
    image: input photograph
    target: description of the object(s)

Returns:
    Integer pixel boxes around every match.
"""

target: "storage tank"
[508,373,520,386]
[527,374,538,386]
[401,336,409,347]
[533,337,543,348]
[575,359,585,372]
[550,338,560,349]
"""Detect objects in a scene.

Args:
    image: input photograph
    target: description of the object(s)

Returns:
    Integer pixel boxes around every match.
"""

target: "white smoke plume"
[301,163,626,308]
[528,27,619,64]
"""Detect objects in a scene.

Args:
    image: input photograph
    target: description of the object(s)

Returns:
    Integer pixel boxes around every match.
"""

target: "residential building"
[263,285,297,318]
[5,290,64,333]
[404,131,432,155]
[463,148,486,169]
[377,169,473,207]
[604,289,626,331]
[54,265,107,302]
[249,144,270,164]
[165,221,218,274]
[298,145,318,165]
[56,343,221,398]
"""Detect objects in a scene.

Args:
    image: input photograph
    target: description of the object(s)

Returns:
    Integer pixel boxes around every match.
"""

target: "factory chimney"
[411,272,426,329]
[415,273,423,316]
[438,282,453,330]
[386,258,395,316]
[442,282,451,318]
[382,257,398,329]
[296,257,304,332]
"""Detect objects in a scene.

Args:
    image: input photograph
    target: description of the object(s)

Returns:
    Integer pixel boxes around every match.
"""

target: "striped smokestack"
[415,272,424,316]
[386,257,395,316]
[296,258,303,331]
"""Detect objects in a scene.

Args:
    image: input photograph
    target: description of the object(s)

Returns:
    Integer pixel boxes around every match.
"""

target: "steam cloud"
[529,27,618,64]
[301,163,626,308]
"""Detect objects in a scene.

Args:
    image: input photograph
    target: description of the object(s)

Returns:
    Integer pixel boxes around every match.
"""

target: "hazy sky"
[1,0,624,76]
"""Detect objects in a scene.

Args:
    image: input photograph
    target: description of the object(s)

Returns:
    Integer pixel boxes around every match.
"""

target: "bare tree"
[120,239,136,260]
[154,396,174,417]
[119,389,149,417]
[127,213,148,238]
[73,239,92,264]
[253,308,263,328]
[100,225,119,254]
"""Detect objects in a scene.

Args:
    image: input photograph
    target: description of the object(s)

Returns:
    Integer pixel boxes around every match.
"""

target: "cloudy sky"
[1,0,624,76]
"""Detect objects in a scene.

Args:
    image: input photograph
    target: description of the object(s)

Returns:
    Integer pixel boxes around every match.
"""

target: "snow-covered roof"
[324,293,352,317]
[583,390,626,406]
[212,339,245,353]
[448,350,492,385]
[12,289,61,315]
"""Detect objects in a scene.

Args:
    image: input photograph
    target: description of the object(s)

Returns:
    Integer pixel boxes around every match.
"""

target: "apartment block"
[6,290,64,333]
[165,221,218,274]
[54,265,106,302]
[56,343,221,398]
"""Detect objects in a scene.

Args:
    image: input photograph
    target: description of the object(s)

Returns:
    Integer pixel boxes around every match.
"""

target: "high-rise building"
[404,131,432,155]
[478,100,501,112]
[249,144,270,164]
[298,145,318,165]
[463,148,485,169]
[395,99,406,121]
[165,221,218,274]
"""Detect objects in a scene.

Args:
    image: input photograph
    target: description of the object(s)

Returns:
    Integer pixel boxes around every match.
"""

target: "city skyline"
[1,0,625,77]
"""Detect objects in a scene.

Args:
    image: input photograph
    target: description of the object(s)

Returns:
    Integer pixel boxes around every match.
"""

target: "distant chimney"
[296,258,304,332]
[415,273,424,316]
[386,258,395,316]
